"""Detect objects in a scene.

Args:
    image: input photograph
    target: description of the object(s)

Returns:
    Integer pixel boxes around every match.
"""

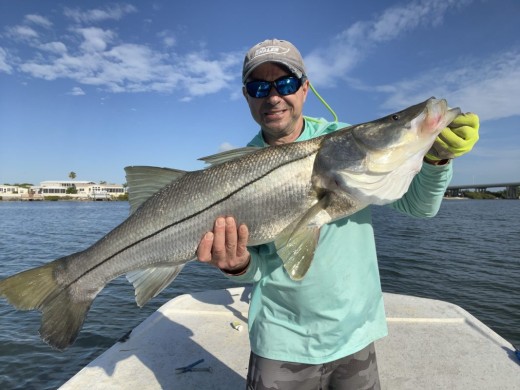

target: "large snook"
[0,97,460,349]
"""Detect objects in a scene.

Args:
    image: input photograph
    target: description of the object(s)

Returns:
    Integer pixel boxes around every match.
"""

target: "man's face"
[243,62,309,145]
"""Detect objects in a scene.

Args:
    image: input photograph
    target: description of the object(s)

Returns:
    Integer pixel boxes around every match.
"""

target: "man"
[197,39,479,389]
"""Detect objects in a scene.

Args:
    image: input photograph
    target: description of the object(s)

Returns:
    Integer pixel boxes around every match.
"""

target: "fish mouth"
[422,98,461,134]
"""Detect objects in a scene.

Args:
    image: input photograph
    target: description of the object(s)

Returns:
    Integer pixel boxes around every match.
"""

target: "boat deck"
[60,287,519,389]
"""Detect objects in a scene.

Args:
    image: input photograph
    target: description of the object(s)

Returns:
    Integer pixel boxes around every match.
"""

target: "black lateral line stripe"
[66,150,317,288]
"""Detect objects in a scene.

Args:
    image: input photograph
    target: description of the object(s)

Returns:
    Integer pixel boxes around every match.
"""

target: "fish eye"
[392,114,399,120]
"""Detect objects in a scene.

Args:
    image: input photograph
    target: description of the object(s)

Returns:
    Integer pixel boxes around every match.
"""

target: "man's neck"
[263,118,305,146]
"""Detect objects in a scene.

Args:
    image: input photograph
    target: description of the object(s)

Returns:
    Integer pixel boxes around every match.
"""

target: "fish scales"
[58,141,323,303]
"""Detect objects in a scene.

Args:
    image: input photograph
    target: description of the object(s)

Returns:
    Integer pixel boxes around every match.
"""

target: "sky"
[0,0,519,186]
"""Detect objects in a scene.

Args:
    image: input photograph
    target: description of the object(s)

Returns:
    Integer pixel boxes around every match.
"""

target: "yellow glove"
[426,113,479,162]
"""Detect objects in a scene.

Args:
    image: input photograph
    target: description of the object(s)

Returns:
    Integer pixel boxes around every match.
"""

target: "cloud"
[0,48,13,73]
[296,0,519,123]
[76,27,115,52]
[304,0,471,86]
[453,145,520,184]
[6,14,53,42]
[375,50,520,121]
[38,41,67,54]
[64,4,137,24]
[5,7,241,98]
[178,52,240,97]
[69,86,85,96]
[25,14,53,28]
[6,25,39,41]
[18,39,179,93]
[158,30,176,48]
[218,142,236,152]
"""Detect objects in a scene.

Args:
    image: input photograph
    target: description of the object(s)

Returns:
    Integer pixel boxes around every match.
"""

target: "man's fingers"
[225,216,239,257]
[197,216,250,272]
[211,217,227,259]
[237,223,249,257]
[197,231,214,263]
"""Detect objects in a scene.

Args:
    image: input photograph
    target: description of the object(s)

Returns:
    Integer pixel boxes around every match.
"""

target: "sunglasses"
[245,75,304,98]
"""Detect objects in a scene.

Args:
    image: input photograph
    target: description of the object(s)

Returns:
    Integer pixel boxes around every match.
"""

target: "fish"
[0,97,460,350]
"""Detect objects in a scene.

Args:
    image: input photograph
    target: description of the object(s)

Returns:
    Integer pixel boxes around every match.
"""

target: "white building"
[0,181,126,200]
[36,181,126,200]
[0,185,31,199]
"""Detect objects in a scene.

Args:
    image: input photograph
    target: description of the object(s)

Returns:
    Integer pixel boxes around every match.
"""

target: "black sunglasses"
[245,75,304,98]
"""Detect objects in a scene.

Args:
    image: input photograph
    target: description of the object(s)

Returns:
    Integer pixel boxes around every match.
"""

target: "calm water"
[0,200,518,389]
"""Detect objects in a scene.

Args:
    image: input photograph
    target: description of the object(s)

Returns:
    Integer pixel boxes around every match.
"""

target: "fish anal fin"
[124,166,188,214]
[274,195,332,280]
[126,265,185,307]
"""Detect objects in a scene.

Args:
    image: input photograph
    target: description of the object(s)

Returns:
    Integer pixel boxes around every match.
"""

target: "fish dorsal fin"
[274,195,332,280]
[126,265,185,307]
[125,166,187,214]
[198,147,261,165]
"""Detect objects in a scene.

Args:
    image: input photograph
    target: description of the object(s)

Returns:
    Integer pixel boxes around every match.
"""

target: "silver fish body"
[0,97,460,349]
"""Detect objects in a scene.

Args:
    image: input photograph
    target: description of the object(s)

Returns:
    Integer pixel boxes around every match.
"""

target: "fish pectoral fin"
[198,147,261,165]
[275,225,321,281]
[274,196,331,281]
[126,264,185,307]
[124,166,188,214]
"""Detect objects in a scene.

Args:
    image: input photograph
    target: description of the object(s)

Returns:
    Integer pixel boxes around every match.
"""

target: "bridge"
[446,182,520,199]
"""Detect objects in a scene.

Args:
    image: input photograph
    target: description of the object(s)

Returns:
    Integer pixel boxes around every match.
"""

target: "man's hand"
[197,216,251,275]
[425,112,479,163]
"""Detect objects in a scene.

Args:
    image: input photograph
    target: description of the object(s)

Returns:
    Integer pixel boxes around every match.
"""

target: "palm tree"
[68,172,77,180]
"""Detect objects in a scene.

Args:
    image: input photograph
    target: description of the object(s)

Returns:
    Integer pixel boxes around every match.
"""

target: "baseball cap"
[242,39,306,83]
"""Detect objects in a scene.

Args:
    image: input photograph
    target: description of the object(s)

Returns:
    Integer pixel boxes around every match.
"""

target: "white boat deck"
[60,287,519,389]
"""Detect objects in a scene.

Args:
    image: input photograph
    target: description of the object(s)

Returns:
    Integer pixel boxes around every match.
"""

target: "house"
[35,180,126,200]
[0,181,126,200]
[0,185,30,199]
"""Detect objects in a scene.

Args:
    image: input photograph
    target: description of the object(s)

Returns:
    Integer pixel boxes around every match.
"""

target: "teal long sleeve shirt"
[229,117,453,364]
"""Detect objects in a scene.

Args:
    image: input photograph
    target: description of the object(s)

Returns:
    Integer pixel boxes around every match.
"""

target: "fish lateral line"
[63,148,321,292]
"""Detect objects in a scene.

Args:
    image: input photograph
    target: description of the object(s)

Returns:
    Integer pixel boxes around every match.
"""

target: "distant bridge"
[446,182,520,199]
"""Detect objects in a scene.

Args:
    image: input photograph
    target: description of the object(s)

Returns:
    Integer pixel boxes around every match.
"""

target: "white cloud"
[158,30,176,48]
[25,14,53,28]
[76,27,115,52]
[69,86,85,96]
[375,50,520,121]
[0,48,13,73]
[178,52,240,96]
[368,0,463,42]
[452,148,520,184]
[305,0,471,87]
[6,9,241,98]
[64,4,137,24]
[218,142,236,152]
[38,41,67,54]
[6,25,39,40]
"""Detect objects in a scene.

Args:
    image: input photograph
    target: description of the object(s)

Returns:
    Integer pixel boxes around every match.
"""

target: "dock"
[60,287,519,389]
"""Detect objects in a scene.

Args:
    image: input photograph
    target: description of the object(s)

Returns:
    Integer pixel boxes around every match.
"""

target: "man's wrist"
[222,255,251,276]
[424,156,451,166]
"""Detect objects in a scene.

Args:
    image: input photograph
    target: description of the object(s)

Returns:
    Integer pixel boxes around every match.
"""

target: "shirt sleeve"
[389,161,453,218]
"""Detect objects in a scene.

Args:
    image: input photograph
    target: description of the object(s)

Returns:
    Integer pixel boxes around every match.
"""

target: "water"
[0,200,518,389]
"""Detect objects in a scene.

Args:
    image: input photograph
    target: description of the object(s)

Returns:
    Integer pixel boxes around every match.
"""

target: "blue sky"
[1,0,519,186]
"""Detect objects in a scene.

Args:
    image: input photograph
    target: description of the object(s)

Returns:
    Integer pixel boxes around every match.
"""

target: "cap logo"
[253,45,289,58]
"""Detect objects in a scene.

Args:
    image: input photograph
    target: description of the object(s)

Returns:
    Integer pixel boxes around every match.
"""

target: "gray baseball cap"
[242,39,306,83]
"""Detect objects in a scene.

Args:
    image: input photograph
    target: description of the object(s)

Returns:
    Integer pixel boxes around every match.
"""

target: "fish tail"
[0,258,94,350]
